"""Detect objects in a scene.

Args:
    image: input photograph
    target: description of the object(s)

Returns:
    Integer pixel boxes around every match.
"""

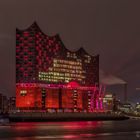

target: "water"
[0,120,140,140]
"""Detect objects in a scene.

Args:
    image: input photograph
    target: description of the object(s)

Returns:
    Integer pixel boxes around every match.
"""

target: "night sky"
[0,0,140,103]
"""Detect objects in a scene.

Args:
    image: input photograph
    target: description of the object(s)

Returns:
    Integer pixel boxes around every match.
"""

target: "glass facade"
[16,22,101,112]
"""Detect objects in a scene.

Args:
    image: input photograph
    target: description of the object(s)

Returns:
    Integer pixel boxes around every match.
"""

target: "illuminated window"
[20,90,27,96]
[38,58,85,83]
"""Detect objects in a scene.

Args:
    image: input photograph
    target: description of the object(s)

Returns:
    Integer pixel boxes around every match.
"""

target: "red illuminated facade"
[16,22,102,112]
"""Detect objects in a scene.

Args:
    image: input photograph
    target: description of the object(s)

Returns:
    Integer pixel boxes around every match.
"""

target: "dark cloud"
[0,0,140,102]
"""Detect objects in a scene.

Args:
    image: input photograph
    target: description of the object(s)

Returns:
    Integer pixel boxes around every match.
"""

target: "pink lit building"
[16,22,102,112]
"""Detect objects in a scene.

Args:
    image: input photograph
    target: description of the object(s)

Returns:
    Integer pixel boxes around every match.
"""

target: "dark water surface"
[0,119,140,140]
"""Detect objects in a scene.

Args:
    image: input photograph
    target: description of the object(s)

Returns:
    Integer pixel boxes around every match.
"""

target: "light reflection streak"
[14,131,140,140]
[62,121,102,130]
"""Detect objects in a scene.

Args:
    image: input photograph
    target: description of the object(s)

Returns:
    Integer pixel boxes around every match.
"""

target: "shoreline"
[8,112,129,122]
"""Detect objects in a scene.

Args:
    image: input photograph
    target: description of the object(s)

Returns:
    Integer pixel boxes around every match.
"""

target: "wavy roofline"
[56,34,98,57]
[16,21,99,57]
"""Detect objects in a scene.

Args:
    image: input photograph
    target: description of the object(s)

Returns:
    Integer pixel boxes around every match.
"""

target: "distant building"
[0,95,9,113]
[135,103,140,112]
[0,93,2,113]
[16,22,101,112]
[119,103,133,113]
[8,97,16,111]
[103,93,119,111]
[103,93,114,111]
[0,94,16,113]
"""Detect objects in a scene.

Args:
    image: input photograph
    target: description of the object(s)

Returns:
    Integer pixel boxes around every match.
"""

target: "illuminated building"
[8,97,16,111]
[16,22,102,112]
[135,103,140,112]
[119,103,133,113]
[0,94,9,113]
[103,93,114,111]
